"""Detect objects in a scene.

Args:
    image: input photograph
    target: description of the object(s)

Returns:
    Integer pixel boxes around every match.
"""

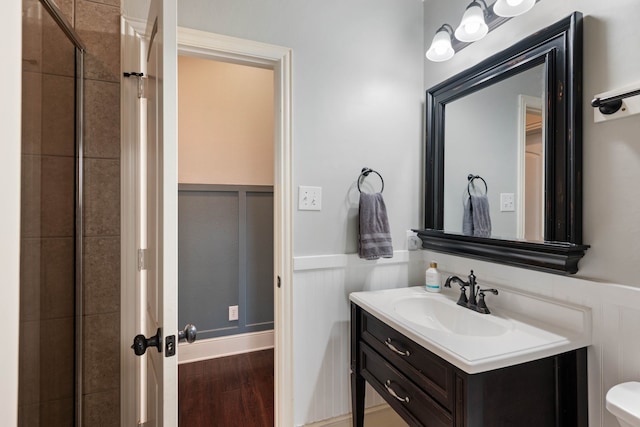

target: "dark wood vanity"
[350,303,588,427]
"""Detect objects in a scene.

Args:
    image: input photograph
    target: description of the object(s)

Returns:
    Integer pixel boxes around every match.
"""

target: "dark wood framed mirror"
[417,12,589,274]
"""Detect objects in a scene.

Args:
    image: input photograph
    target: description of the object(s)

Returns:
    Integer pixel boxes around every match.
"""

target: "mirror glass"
[443,63,545,241]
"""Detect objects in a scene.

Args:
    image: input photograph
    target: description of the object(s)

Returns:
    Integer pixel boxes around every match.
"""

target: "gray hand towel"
[462,195,492,237]
[358,192,393,260]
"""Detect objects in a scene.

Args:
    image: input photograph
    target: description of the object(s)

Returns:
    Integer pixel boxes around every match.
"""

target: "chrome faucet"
[444,270,499,314]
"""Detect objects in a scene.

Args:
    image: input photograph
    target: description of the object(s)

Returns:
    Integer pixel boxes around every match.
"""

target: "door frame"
[0,1,22,424]
[121,19,294,427]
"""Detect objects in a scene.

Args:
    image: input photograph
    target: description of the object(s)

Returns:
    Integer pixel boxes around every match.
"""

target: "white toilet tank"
[607,382,640,427]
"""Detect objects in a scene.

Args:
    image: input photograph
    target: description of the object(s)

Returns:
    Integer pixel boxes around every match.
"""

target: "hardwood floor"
[179,349,274,427]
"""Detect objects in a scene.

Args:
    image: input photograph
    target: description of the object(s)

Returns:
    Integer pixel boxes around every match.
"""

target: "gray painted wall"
[124,0,425,256]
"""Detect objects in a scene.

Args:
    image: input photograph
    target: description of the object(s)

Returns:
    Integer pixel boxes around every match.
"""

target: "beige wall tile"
[40,316,75,402]
[76,1,120,82]
[41,14,75,78]
[84,158,120,236]
[84,236,120,315]
[41,237,75,319]
[22,72,43,155]
[18,320,41,406]
[41,155,75,237]
[20,238,42,322]
[42,74,75,156]
[22,0,43,74]
[39,397,75,427]
[21,155,42,239]
[84,80,120,159]
[52,0,75,26]
[83,313,120,393]
[83,389,120,427]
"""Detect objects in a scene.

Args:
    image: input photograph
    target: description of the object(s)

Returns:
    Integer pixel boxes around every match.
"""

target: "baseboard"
[302,404,407,427]
[178,330,274,364]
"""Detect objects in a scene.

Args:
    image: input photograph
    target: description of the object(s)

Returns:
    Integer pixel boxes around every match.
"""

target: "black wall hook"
[467,174,488,196]
[357,167,384,193]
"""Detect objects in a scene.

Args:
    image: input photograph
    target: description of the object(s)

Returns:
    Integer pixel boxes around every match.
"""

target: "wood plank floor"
[179,349,274,427]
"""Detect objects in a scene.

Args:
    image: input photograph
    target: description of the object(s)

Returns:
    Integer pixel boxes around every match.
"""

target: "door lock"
[131,328,162,356]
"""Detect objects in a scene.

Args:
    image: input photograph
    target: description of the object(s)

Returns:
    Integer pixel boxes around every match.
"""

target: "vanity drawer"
[360,342,453,427]
[360,310,454,410]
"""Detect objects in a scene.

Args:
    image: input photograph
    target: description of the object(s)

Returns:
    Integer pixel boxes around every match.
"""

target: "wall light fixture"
[426,24,455,62]
[455,1,489,42]
[426,0,541,62]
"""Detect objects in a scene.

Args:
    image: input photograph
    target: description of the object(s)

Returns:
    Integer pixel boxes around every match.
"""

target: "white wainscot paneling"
[292,251,423,426]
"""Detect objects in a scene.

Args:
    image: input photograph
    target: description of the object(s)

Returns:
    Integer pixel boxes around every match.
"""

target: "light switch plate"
[298,186,322,211]
[500,193,515,212]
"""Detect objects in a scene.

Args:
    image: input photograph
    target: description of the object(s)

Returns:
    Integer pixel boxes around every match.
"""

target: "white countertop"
[350,286,592,374]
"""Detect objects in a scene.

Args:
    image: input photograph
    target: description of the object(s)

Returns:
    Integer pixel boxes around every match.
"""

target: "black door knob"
[131,328,162,356]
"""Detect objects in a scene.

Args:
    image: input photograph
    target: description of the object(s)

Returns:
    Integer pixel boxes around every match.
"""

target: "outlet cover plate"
[229,305,238,321]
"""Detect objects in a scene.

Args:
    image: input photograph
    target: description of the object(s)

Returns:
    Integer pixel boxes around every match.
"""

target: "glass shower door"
[19,0,84,425]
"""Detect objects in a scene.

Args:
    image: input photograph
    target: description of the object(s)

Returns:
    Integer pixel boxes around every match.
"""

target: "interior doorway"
[121,22,294,426]
[176,54,276,424]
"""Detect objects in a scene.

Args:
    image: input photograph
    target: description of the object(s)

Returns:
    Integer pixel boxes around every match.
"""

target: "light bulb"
[426,26,454,62]
[465,22,481,34]
[455,2,488,42]
[493,0,535,17]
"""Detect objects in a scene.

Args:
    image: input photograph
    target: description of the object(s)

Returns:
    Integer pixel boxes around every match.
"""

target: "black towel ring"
[357,167,384,193]
[467,174,488,196]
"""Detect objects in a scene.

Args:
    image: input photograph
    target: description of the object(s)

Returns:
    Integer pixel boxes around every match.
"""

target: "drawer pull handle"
[385,380,410,403]
[385,338,410,356]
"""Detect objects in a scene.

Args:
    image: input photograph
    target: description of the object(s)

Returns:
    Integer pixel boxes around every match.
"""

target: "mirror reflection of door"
[517,95,544,241]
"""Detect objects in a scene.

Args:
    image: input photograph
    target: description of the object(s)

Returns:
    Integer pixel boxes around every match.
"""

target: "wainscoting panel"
[178,184,274,340]
[292,249,640,427]
[292,251,424,426]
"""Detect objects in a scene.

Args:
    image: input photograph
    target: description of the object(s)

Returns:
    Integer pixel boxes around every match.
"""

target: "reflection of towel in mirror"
[358,192,393,260]
[462,195,491,237]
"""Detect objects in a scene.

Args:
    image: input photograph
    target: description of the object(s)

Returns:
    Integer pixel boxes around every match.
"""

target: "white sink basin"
[394,295,511,337]
[350,286,591,374]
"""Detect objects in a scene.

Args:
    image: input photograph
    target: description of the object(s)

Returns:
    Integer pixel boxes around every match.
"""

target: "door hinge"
[277,275,281,288]
[137,248,148,271]
[137,421,149,427]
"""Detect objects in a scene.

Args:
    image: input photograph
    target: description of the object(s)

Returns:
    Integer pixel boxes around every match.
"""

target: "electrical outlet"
[500,193,515,212]
[406,230,421,251]
[229,305,238,321]
[298,186,322,211]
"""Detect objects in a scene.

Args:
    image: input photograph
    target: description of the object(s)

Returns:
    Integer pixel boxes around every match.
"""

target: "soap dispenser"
[425,262,441,293]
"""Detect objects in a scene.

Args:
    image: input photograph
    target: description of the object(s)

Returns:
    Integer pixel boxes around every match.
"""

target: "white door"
[133,0,179,426]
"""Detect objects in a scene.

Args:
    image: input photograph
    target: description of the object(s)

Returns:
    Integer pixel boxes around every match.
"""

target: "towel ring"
[358,167,384,193]
[467,174,488,196]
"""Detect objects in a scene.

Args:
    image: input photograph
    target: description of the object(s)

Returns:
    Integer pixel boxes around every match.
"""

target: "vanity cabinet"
[350,303,588,427]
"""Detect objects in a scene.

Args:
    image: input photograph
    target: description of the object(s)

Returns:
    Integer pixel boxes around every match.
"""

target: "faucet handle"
[476,288,498,314]
[455,285,468,307]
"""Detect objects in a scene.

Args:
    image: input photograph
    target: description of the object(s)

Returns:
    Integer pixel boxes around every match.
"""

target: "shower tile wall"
[46,0,122,425]
[76,0,121,425]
